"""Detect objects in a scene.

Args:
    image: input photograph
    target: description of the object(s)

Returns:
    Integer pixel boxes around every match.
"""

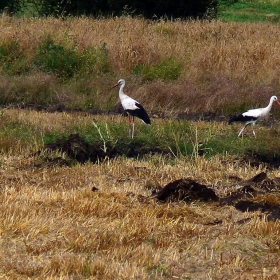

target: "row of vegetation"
[1,15,280,115]
[1,108,280,166]
[1,0,218,18]
[2,0,280,23]
[0,35,182,81]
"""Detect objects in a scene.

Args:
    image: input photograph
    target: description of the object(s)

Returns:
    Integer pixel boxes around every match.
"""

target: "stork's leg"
[252,123,256,138]
[238,124,249,137]
[128,116,132,137]
[131,117,135,139]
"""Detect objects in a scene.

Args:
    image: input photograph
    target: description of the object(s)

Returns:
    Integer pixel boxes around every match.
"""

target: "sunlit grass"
[0,114,280,278]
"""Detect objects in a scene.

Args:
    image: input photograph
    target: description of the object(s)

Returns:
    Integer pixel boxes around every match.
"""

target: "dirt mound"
[44,133,170,164]
[151,178,219,202]
[149,172,280,221]
[41,133,280,169]
[244,150,280,169]
[44,134,118,163]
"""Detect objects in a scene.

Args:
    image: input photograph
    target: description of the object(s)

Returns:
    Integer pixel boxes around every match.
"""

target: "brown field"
[1,17,280,279]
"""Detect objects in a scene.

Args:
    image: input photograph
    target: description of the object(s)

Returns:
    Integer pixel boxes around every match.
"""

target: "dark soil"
[43,133,170,164]
[151,178,219,203]
[44,134,118,164]
[148,172,280,221]
[41,132,280,168]
[8,101,278,123]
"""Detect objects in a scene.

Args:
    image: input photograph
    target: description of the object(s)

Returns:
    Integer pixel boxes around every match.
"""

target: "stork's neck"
[119,84,129,101]
[266,98,274,111]
[261,97,275,117]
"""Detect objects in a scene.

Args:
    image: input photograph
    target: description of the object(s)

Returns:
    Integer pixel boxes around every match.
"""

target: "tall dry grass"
[1,17,280,114]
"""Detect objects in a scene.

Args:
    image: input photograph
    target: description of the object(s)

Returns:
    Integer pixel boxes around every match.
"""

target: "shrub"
[133,57,183,81]
[0,40,30,75]
[24,0,218,19]
[77,43,111,77]
[33,35,80,78]
[33,36,111,79]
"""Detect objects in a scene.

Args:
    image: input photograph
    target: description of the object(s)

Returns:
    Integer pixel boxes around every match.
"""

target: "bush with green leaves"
[33,36,80,78]
[0,40,30,75]
[133,57,183,81]
[77,43,111,77]
[33,36,111,79]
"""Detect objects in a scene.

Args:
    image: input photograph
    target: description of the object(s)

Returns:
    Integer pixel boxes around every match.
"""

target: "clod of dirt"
[152,178,219,203]
[44,133,171,164]
[220,172,280,206]
[219,172,280,221]
[148,173,280,221]
[235,200,280,221]
[244,150,280,169]
[45,133,118,163]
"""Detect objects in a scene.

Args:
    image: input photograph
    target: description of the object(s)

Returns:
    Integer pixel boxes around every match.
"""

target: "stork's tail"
[228,115,241,125]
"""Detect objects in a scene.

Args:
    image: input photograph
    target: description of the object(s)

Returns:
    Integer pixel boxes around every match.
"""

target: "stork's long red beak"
[275,100,280,106]
[110,83,119,89]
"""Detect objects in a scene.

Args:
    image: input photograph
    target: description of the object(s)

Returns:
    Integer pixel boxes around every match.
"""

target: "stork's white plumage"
[229,95,280,137]
[111,79,151,138]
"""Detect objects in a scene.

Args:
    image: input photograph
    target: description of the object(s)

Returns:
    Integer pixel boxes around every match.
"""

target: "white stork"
[111,79,151,138]
[229,95,280,137]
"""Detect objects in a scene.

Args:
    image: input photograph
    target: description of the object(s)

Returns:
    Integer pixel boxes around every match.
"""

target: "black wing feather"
[126,102,151,124]
[229,114,258,124]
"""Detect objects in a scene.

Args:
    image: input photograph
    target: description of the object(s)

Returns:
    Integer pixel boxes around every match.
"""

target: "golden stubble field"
[1,16,280,279]
[0,109,280,280]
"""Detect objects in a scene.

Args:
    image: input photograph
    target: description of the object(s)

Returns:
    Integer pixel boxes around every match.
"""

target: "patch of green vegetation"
[41,117,280,164]
[77,43,111,77]
[146,263,168,277]
[33,36,111,79]
[218,0,280,23]
[43,131,66,144]
[2,108,280,164]
[0,39,30,75]
[33,35,81,78]
[133,57,183,81]
[0,116,42,153]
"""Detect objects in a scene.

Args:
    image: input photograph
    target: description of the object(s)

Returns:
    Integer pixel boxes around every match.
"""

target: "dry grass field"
[0,109,280,279]
[1,17,280,279]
